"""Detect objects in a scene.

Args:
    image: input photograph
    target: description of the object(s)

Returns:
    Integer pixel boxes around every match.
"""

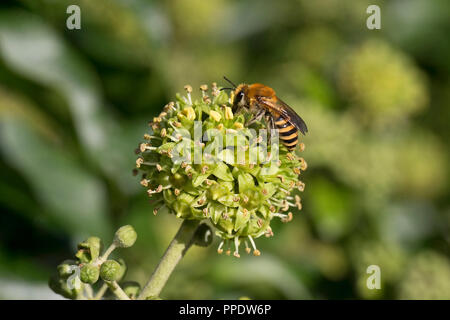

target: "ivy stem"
[99,243,117,263]
[93,283,108,300]
[137,219,201,300]
[84,284,94,299]
[106,280,130,300]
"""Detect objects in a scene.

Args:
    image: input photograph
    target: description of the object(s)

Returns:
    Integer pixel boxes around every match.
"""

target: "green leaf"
[238,172,255,192]
[209,202,226,224]
[218,215,235,235]
[261,182,277,199]
[0,10,140,194]
[192,173,210,187]
[259,164,280,177]
[173,193,195,218]
[217,149,235,164]
[212,162,234,181]
[234,207,251,231]
[0,120,111,238]
[217,195,240,208]
[192,192,207,208]
[258,205,270,219]
[158,142,177,153]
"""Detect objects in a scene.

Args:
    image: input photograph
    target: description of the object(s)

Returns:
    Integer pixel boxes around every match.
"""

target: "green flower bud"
[76,236,102,263]
[100,260,121,282]
[57,259,77,278]
[113,225,137,248]
[136,83,307,256]
[122,281,141,299]
[49,273,82,299]
[80,264,100,284]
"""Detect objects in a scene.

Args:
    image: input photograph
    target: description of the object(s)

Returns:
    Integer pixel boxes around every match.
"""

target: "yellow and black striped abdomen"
[275,116,298,151]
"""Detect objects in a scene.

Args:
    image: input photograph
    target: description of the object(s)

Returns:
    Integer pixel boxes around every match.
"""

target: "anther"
[203,96,211,104]
[282,212,293,223]
[160,128,167,137]
[265,226,274,237]
[136,158,144,168]
[300,159,307,171]
[245,241,251,254]
[295,195,302,210]
[298,142,305,152]
[257,218,263,227]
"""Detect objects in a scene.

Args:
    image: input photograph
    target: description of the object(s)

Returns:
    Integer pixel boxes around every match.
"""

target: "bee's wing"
[258,96,308,135]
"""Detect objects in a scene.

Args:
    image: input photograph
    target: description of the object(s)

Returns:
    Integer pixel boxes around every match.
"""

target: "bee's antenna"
[220,87,233,91]
[223,76,237,89]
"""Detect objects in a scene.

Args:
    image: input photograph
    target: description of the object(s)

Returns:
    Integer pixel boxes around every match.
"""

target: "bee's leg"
[246,109,266,126]
[234,105,249,116]
[266,115,275,144]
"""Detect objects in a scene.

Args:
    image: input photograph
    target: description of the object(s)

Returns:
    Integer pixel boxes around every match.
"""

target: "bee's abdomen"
[275,116,298,151]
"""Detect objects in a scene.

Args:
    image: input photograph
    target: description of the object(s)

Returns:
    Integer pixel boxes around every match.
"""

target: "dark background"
[0,0,449,299]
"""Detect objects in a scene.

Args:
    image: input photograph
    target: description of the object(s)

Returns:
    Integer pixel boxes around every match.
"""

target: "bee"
[223,77,308,151]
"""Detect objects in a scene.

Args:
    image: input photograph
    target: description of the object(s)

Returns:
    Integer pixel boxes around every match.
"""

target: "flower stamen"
[233,237,240,258]
[248,235,260,256]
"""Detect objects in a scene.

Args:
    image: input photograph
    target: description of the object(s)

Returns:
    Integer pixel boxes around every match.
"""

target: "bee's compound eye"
[237,91,245,104]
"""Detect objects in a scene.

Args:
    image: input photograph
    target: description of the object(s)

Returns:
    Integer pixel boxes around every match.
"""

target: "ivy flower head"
[136,83,307,257]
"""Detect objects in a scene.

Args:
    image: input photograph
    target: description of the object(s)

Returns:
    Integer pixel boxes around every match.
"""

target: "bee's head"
[232,84,249,112]
[222,76,249,112]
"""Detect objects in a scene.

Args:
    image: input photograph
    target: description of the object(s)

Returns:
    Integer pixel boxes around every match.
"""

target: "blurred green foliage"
[0,0,449,299]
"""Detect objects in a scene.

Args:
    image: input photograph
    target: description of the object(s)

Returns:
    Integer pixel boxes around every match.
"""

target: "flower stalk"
[106,280,131,300]
[138,219,201,300]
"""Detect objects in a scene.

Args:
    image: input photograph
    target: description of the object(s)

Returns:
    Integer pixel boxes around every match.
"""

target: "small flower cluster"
[49,225,140,299]
[135,83,307,257]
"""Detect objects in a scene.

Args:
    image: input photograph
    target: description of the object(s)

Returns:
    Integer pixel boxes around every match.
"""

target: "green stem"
[99,243,116,262]
[93,283,108,300]
[106,280,130,300]
[137,219,201,300]
[84,284,94,299]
